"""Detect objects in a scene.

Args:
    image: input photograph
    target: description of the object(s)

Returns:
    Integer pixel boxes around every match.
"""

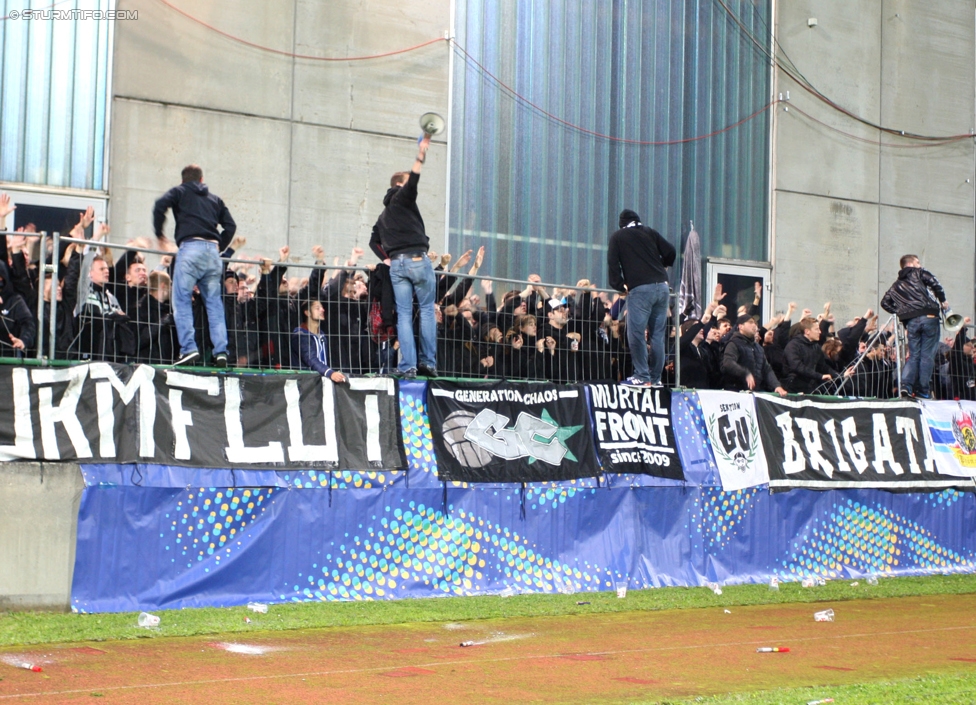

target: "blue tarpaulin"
[71,384,976,612]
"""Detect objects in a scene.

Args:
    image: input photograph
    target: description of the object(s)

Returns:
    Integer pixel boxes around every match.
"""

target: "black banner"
[587,383,684,479]
[426,381,599,483]
[755,396,961,490]
[0,363,405,470]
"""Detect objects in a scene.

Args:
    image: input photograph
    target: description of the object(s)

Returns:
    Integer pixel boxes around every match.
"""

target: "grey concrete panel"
[113,0,294,120]
[878,1,976,215]
[879,138,975,218]
[776,0,882,122]
[292,0,450,137]
[877,206,976,316]
[108,98,291,257]
[774,76,880,203]
[0,463,84,611]
[287,123,447,264]
[773,190,880,327]
[880,0,976,137]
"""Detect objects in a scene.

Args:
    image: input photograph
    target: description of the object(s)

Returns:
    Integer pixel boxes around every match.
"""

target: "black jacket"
[0,262,36,354]
[679,321,713,389]
[783,335,834,394]
[881,267,945,322]
[607,210,675,292]
[722,332,781,392]
[369,171,428,259]
[153,181,236,249]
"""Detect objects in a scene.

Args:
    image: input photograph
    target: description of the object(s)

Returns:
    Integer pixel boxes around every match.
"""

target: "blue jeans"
[390,253,436,372]
[625,282,670,384]
[902,314,940,395]
[172,239,227,357]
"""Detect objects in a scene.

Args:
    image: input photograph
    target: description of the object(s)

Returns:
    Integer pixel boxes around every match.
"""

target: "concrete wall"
[772,0,976,326]
[109,0,451,267]
[0,463,85,610]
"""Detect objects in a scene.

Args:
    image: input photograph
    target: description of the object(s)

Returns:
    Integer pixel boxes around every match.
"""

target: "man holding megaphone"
[881,254,949,399]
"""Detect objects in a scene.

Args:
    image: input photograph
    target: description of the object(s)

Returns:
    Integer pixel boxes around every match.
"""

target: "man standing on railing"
[153,164,236,367]
[369,134,436,379]
[607,209,676,387]
[881,254,949,399]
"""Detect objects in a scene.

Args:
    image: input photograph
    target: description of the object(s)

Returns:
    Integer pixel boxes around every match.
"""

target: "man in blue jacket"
[292,298,347,383]
[607,209,676,387]
[153,164,236,367]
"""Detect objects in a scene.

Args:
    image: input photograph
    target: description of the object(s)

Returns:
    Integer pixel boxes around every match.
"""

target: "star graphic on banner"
[527,409,582,464]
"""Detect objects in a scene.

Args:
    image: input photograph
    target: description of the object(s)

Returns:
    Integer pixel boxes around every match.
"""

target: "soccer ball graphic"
[441,410,494,468]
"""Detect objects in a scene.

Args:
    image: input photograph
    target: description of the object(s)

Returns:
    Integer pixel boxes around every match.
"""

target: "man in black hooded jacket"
[369,133,435,378]
[153,164,236,367]
[607,209,675,387]
[880,254,948,398]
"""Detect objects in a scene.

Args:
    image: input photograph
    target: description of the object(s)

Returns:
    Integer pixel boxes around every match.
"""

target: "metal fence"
[2,232,974,400]
[3,233,678,384]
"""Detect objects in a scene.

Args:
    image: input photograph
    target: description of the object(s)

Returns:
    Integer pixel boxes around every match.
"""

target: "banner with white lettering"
[755,396,963,490]
[697,391,770,491]
[426,381,598,483]
[586,384,684,479]
[916,400,976,478]
[0,363,405,470]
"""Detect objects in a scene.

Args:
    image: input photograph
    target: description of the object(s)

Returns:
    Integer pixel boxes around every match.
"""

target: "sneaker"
[173,350,200,367]
[650,381,665,389]
[621,376,651,387]
[214,353,228,369]
[899,389,913,399]
[915,391,931,400]
[399,368,418,380]
[418,364,438,378]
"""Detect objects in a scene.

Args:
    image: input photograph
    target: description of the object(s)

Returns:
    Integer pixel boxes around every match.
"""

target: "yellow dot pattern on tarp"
[287,502,608,602]
[693,487,762,550]
[167,488,274,570]
[779,499,974,581]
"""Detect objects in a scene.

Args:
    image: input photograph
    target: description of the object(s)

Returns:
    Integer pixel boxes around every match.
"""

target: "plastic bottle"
[813,609,835,622]
[706,581,722,595]
[768,577,779,591]
[246,602,268,614]
[801,577,816,588]
[18,662,42,672]
[755,647,790,653]
[459,641,476,647]
[866,576,879,586]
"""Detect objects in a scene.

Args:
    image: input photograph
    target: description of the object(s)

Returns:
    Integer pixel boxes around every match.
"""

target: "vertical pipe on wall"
[444,0,457,255]
[766,0,778,311]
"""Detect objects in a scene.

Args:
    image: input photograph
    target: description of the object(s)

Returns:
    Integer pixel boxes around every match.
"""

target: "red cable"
[785,103,970,149]
[451,40,776,146]
[155,0,446,61]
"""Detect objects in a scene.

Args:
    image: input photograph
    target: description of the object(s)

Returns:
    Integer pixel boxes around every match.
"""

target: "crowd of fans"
[1,193,974,399]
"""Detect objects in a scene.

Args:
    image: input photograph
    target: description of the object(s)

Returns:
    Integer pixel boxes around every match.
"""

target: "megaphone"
[419,112,445,136]
[943,309,965,333]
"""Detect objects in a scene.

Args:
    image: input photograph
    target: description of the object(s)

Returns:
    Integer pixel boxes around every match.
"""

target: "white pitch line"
[1,623,975,700]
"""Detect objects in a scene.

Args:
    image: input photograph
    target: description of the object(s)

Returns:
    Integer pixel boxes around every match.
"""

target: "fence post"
[894,319,904,397]
[48,231,60,362]
[34,233,47,363]
[673,291,681,388]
